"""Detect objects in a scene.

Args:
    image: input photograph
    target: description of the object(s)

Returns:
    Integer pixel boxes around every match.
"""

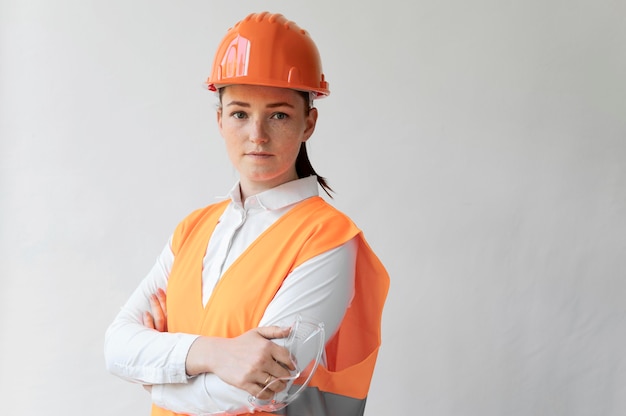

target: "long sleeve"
[152,237,357,415]
[104,241,199,384]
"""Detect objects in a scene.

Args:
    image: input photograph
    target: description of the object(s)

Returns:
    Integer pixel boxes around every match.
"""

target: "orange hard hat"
[205,12,330,98]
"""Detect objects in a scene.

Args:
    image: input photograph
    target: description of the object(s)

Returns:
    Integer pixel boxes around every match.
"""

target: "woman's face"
[217,85,317,198]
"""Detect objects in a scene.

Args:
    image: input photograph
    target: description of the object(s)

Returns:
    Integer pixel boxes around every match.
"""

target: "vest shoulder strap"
[170,199,230,256]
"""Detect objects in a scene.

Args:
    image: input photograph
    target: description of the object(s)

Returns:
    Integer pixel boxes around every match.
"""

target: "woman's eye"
[271,112,288,120]
[231,111,247,119]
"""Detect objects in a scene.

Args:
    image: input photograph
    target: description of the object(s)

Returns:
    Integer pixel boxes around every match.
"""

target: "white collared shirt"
[104,177,357,414]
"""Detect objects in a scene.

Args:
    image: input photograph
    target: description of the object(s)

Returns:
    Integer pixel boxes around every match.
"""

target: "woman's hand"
[141,288,167,393]
[141,288,293,399]
[142,288,167,332]
[186,327,294,400]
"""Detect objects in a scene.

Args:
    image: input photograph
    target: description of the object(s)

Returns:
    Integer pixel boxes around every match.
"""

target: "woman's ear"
[216,108,223,133]
[303,107,318,142]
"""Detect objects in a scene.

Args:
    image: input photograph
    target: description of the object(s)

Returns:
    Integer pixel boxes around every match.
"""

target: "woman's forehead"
[221,85,309,109]
[222,84,300,99]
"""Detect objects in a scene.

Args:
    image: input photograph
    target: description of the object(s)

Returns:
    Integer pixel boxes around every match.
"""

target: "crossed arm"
[142,288,293,399]
[104,237,357,414]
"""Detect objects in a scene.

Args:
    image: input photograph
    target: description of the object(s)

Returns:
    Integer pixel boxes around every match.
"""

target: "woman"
[105,11,389,416]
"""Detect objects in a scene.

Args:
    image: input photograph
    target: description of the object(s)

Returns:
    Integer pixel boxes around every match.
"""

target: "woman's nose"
[249,119,269,143]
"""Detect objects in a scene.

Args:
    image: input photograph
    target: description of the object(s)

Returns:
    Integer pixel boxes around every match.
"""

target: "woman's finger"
[256,326,290,340]
[156,288,167,320]
[143,311,156,329]
[149,294,167,332]
[254,375,287,400]
[256,326,295,371]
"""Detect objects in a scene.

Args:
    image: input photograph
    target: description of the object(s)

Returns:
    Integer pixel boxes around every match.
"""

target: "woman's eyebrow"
[266,102,295,109]
[225,100,250,107]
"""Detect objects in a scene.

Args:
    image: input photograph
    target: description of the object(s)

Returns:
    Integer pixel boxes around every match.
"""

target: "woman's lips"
[246,151,273,158]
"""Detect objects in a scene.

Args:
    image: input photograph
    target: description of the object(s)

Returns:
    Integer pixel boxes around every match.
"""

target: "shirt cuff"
[170,333,200,382]
[140,333,199,384]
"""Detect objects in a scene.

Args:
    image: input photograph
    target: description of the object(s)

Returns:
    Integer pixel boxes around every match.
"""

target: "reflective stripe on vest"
[272,386,367,415]
[152,196,389,416]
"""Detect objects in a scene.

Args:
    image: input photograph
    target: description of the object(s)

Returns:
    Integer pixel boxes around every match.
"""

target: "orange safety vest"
[152,196,389,416]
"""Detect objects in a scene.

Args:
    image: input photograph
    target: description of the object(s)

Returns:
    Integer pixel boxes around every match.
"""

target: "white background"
[1,0,625,415]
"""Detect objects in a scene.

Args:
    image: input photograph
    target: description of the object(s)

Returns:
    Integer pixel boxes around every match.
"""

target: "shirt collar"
[224,176,319,211]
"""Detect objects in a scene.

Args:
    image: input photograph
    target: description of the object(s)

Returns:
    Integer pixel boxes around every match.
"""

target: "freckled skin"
[217,85,318,200]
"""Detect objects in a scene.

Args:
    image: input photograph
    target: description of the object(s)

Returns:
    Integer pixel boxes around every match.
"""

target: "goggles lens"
[249,316,325,412]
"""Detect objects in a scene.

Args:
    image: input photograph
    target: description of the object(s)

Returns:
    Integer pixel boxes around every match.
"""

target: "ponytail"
[296,91,333,197]
[295,142,333,198]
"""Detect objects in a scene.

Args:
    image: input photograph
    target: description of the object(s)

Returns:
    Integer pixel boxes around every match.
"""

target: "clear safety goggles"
[248,316,325,412]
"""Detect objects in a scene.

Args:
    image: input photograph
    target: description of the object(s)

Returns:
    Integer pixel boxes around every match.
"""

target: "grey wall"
[1,0,625,415]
